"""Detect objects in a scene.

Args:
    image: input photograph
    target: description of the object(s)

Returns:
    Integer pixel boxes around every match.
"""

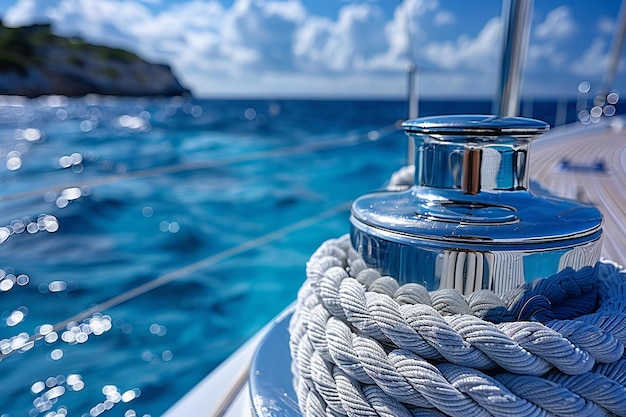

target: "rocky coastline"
[0,22,190,98]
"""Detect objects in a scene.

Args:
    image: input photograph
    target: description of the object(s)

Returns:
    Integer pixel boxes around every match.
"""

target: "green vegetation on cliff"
[0,21,190,97]
[0,23,34,75]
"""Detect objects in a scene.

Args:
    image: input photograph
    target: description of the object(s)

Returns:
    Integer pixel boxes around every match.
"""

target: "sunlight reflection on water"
[0,95,408,416]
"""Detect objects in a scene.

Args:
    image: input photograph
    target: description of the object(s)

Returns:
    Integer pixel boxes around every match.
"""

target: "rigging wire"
[0,121,400,202]
[0,200,353,361]
[0,121,403,361]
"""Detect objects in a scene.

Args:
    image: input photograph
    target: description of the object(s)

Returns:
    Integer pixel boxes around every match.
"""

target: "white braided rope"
[289,235,626,417]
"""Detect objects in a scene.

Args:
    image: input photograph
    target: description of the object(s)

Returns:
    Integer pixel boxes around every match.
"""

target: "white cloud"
[383,0,438,64]
[422,16,501,72]
[570,37,609,76]
[293,16,334,69]
[3,0,64,25]
[6,0,161,54]
[294,3,389,72]
[597,16,615,35]
[534,6,577,40]
[434,10,455,26]
[220,0,305,69]
[527,42,568,70]
[292,0,456,74]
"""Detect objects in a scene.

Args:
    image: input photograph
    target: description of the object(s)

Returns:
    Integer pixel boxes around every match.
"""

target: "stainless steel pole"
[493,0,534,117]
[407,64,417,165]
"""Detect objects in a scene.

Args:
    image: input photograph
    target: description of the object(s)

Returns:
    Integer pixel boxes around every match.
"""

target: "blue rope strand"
[504,266,597,322]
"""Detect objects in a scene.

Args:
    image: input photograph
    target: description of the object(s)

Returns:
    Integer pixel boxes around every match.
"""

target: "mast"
[493,0,534,117]
[405,0,419,166]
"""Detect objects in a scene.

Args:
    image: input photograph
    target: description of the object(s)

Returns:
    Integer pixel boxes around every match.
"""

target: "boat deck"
[530,119,626,264]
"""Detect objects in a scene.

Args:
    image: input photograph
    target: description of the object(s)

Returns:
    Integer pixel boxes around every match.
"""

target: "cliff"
[0,23,190,97]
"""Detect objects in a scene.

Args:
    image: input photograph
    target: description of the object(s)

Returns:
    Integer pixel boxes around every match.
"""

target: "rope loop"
[289,235,626,416]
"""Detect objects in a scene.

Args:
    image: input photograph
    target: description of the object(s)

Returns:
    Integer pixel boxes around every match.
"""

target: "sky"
[0,0,624,99]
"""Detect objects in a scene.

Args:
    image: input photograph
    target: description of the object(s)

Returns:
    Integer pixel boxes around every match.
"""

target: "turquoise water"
[0,96,596,416]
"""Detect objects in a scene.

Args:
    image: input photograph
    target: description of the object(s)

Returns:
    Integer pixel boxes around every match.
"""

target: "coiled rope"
[288,235,626,416]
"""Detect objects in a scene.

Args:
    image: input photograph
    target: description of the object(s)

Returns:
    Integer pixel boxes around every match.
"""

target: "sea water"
[0,95,594,416]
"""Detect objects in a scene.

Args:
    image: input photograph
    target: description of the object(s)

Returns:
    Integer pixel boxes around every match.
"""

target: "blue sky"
[1,0,624,99]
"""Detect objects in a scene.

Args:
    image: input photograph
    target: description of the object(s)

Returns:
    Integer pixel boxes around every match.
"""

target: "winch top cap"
[402,114,550,136]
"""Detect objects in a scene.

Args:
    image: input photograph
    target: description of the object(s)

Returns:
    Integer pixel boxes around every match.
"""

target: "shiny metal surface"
[249,309,300,417]
[351,115,604,294]
[493,0,534,116]
[402,114,550,136]
[402,115,549,193]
